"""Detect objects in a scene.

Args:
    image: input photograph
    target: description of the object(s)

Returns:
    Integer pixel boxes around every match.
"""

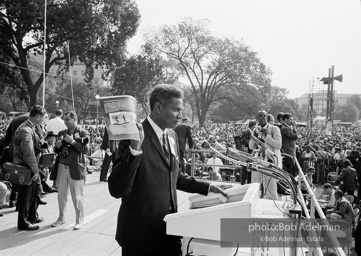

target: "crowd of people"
[0,85,361,255]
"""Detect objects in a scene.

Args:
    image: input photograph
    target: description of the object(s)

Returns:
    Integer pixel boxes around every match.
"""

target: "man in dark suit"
[280,113,299,177]
[13,106,46,230]
[174,117,193,171]
[99,128,118,182]
[108,84,227,256]
[50,111,90,230]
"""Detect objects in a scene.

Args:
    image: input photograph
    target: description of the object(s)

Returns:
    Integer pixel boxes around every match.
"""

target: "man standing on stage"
[280,113,299,177]
[108,84,227,256]
[249,110,282,200]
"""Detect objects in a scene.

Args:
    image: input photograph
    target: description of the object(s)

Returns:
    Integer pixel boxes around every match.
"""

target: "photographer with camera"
[50,111,90,230]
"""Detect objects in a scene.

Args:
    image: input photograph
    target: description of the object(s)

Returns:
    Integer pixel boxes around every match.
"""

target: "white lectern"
[164,183,265,256]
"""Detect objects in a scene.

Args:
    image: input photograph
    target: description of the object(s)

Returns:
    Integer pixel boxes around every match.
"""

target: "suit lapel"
[142,119,170,167]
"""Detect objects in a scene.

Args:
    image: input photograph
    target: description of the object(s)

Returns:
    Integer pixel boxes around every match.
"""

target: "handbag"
[0,162,33,185]
[39,152,56,168]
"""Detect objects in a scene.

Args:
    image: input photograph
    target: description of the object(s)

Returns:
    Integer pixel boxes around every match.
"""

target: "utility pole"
[320,66,343,135]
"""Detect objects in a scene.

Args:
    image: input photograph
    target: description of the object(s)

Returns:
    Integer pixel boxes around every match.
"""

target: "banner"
[98,95,140,141]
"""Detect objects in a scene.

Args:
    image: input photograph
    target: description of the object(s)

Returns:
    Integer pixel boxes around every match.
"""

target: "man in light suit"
[249,110,282,200]
[108,84,227,256]
[50,111,90,230]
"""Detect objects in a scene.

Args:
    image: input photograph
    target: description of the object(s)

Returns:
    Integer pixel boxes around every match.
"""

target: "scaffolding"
[308,78,328,128]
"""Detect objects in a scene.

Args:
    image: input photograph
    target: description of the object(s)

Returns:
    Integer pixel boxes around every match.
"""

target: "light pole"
[55,100,59,110]
[95,95,100,132]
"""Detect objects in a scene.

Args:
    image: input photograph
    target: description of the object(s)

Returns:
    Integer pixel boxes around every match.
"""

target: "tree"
[348,95,361,114]
[267,86,301,121]
[334,103,359,122]
[0,0,140,108]
[111,43,179,116]
[144,18,272,127]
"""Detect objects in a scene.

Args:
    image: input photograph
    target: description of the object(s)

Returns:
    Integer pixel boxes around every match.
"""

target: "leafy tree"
[46,79,112,121]
[348,95,361,114]
[111,43,179,116]
[144,18,272,127]
[0,0,140,108]
[334,103,359,122]
[267,86,301,121]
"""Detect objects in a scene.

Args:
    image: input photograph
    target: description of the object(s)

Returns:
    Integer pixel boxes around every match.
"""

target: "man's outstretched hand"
[209,184,229,198]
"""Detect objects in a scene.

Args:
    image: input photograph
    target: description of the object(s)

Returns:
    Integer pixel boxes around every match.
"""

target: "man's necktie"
[162,133,170,163]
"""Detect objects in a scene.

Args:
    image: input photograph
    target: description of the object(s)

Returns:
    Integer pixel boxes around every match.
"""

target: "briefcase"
[0,162,33,185]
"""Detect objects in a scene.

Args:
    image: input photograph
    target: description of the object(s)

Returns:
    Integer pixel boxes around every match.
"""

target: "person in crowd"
[266,113,275,124]
[174,117,194,171]
[205,152,223,174]
[326,188,354,221]
[334,159,358,201]
[333,147,342,162]
[318,183,336,209]
[249,110,282,200]
[238,120,256,185]
[336,152,346,175]
[13,105,46,230]
[50,111,90,230]
[185,153,203,176]
[207,166,222,181]
[315,144,328,184]
[108,84,227,256]
[276,112,284,129]
[280,113,299,177]
[46,109,67,135]
[44,131,58,190]
[0,181,7,217]
[301,145,316,171]
[295,166,316,194]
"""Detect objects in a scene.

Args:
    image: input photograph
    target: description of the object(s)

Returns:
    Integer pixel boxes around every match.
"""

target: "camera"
[74,136,89,144]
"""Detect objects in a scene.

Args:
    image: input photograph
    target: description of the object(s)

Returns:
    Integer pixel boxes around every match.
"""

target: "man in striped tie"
[109,84,228,256]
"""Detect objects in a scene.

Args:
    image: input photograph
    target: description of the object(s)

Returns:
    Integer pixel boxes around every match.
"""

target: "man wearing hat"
[13,105,46,230]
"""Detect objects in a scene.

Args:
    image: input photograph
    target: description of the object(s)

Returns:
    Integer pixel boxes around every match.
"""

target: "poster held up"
[97,95,140,141]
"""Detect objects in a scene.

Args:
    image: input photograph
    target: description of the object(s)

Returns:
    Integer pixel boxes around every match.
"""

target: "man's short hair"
[282,113,292,121]
[56,109,63,116]
[64,111,78,121]
[149,84,183,111]
[29,105,46,117]
[276,112,284,122]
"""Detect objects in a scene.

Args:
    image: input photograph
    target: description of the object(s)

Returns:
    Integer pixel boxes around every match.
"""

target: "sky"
[127,0,361,99]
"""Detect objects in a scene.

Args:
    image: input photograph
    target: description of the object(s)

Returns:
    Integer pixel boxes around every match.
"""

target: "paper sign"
[98,95,140,141]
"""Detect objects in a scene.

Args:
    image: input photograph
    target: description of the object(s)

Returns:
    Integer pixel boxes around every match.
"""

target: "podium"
[164,183,263,255]
[164,183,301,256]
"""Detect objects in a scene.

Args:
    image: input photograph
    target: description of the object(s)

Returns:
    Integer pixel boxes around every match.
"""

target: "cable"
[272,199,292,218]
[232,243,239,256]
[186,237,193,256]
